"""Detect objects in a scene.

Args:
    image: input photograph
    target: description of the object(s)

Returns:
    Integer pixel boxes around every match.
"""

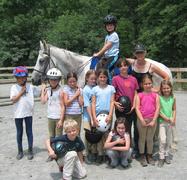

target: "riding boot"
[28,147,34,160]
[147,154,155,166]
[139,154,147,167]
[16,148,24,160]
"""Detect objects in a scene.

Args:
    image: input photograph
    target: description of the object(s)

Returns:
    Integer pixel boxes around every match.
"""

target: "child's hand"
[105,115,112,124]
[93,117,99,127]
[41,83,47,95]
[49,150,57,159]
[115,102,124,112]
[21,86,27,95]
[75,88,81,97]
[56,120,63,129]
[117,138,126,145]
[93,52,99,57]
[126,106,134,115]
[147,121,156,127]
[170,118,175,126]
[140,119,147,127]
[92,120,98,127]
[90,119,95,127]
[165,117,171,123]
[41,83,46,89]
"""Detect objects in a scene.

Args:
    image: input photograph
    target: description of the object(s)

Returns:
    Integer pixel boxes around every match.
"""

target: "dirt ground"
[0,91,187,180]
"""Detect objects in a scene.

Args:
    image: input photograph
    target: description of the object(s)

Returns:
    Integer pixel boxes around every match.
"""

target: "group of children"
[10,58,176,179]
[10,14,176,180]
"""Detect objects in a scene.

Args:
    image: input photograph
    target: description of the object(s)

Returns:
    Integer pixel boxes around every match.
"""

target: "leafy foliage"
[0,0,186,67]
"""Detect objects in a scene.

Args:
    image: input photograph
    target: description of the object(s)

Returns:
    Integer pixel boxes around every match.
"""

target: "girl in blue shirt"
[91,69,115,164]
[83,70,97,164]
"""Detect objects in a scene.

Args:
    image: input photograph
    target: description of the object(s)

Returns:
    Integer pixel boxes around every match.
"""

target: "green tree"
[0,0,52,66]
[0,0,186,67]
[137,0,187,66]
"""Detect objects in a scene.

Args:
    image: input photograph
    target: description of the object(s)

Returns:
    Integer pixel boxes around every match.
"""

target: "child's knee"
[106,150,116,157]
[66,151,78,160]
[78,166,87,179]
[159,136,166,144]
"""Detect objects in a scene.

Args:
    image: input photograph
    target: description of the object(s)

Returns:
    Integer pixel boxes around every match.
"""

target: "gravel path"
[0,92,187,180]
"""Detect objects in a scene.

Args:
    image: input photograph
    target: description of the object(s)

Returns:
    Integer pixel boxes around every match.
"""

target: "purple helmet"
[13,66,28,77]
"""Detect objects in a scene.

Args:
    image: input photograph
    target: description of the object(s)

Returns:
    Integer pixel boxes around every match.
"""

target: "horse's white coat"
[32,41,91,87]
[145,58,173,86]
[32,41,172,87]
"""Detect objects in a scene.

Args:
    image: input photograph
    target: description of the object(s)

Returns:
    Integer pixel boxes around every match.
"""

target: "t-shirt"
[10,83,40,119]
[109,131,129,148]
[47,86,62,119]
[138,92,157,119]
[104,32,119,58]
[63,85,82,115]
[109,131,129,140]
[91,85,115,115]
[83,85,94,122]
[158,96,175,123]
[50,134,85,152]
[112,75,139,105]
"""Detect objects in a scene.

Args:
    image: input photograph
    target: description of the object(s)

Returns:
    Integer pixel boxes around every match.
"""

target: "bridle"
[34,43,92,79]
[33,47,56,77]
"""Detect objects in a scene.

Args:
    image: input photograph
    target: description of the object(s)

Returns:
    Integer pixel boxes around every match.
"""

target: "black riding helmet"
[134,44,146,53]
[118,96,131,114]
[84,128,103,144]
[104,15,117,25]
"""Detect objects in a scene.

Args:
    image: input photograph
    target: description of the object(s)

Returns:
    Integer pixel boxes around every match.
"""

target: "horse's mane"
[48,44,90,59]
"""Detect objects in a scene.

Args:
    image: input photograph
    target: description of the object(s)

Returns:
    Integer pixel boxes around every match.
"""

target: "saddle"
[90,55,120,83]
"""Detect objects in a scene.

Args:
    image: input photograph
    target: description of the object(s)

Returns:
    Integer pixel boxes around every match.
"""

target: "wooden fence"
[0,66,186,106]
[0,66,33,84]
[0,66,187,87]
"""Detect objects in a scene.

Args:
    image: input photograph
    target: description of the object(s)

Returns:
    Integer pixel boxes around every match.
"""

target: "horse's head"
[32,40,92,87]
[31,41,51,85]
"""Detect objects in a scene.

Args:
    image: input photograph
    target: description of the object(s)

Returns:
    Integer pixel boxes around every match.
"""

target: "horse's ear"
[40,40,48,53]
[40,40,44,50]
[42,40,47,51]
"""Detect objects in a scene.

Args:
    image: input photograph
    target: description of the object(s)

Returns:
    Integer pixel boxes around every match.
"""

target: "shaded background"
[0,0,186,67]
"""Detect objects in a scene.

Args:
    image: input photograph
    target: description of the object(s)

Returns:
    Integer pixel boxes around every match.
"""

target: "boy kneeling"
[46,119,87,180]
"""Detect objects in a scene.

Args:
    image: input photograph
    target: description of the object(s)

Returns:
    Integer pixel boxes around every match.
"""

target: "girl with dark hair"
[63,72,83,132]
[91,69,115,164]
[112,59,139,156]
[135,74,160,167]
[104,117,132,168]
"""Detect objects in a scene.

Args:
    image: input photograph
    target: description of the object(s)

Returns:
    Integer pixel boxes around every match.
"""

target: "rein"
[75,57,92,75]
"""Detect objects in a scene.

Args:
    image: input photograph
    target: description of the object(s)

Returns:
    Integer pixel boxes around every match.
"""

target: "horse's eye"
[39,58,44,64]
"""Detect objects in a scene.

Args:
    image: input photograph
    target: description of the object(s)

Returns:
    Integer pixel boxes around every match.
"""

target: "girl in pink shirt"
[136,74,160,167]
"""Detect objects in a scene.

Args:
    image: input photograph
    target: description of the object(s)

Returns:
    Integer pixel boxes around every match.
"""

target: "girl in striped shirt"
[63,72,83,134]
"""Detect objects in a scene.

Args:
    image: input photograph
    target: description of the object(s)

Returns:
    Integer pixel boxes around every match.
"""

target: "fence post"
[176,70,182,90]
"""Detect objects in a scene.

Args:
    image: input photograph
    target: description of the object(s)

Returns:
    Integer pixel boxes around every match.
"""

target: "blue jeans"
[106,148,132,167]
[15,116,33,151]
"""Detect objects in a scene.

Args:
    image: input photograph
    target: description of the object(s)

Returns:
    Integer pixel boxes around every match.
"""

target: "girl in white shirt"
[41,68,65,138]
[10,66,40,160]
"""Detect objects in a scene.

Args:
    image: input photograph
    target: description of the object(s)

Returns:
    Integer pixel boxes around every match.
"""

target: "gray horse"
[32,41,91,87]
[32,41,172,87]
